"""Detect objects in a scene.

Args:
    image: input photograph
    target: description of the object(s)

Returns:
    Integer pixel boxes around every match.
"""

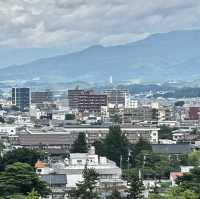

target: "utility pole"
[120,155,122,169]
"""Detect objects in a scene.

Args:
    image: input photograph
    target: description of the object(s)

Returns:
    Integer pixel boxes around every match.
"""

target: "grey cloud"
[55,0,89,9]
[0,0,200,49]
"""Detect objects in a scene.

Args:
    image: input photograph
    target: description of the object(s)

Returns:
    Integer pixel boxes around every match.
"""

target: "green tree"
[95,126,129,167]
[0,162,50,197]
[126,172,144,199]
[7,195,26,199]
[112,114,122,124]
[26,189,39,199]
[71,132,88,153]
[148,194,164,199]
[148,187,199,199]
[187,150,200,166]
[131,137,152,167]
[69,167,99,199]
[176,167,200,196]
[3,148,44,168]
[133,137,152,156]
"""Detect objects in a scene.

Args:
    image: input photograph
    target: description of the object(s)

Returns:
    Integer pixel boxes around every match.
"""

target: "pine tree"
[95,125,129,167]
[69,167,99,199]
[71,132,88,153]
[127,172,144,199]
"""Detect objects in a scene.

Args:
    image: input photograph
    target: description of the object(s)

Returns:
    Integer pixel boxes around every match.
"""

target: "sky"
[0,0,200,52]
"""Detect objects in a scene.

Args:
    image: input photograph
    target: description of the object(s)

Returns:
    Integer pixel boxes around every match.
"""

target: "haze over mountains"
[0,29,200,83]
[0,48,69,68]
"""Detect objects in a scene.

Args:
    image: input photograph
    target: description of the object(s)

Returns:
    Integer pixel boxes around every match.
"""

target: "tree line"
[0,148,50,199]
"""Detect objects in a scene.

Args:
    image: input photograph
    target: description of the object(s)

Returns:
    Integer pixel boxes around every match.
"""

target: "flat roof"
[152,144,193,154]
[18,133,76,146]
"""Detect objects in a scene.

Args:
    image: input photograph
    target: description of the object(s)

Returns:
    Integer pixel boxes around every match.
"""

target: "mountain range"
[1,29,200,83]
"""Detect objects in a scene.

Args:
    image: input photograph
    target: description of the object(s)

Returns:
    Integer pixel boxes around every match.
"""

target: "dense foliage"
[0,162,50,197]
[95,126,129,167]
[176,167,200,196]
[2,148,44,170]
[148,187,199,199]
[0,190,39,199]
[126,172,144,199]
[71,132,88,153]
[0,148,49,198]
[148,167,200,199]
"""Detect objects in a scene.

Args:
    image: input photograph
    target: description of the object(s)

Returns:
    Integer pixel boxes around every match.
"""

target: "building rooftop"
[40,174,67,185]
[152,144,193,154]
[35,160,46,169]
[18,133,76,146]
[62,124,159,129]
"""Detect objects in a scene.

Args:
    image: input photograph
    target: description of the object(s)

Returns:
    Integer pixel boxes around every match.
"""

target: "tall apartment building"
[68,89,107,113]
[104,89,129,106]
[78,91,107,113]
[68,89,84,109]
[12,88,30,111]
[31,90,53,104]
[186,106,200,120]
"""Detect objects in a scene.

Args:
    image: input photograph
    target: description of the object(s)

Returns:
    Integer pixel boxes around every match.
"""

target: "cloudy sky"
[0,0,200,51]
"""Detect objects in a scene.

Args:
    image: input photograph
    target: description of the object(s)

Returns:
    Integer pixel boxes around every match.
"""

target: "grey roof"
[18,133,76,146]
[44,148,68,155]
[40,174,67,185]
[152,144,193,154]
[63,124,158,129]
[70,153,88,158]
[53,167,121,175]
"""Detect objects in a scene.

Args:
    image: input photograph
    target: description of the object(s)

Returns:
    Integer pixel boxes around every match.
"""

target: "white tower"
[109,76,113,84]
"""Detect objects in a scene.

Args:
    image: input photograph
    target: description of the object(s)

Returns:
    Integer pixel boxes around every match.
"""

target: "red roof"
[170,172,183,181]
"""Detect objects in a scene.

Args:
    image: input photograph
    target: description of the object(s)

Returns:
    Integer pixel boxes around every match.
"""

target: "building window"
[77,160,82,164]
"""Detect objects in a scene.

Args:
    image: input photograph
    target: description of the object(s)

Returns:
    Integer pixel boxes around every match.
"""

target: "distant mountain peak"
[0,29,200,83]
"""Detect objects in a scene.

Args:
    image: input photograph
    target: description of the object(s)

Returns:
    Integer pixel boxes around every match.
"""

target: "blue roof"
[41,174,67,185]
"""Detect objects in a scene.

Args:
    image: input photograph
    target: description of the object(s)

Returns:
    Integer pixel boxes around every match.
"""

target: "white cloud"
[0,0,199,50]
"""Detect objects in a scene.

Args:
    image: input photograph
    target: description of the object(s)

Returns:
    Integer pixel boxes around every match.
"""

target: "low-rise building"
[172,129,198,142]
[152,143,193,154]
[37,147,127,197]
[63,124,159,144]
[16,130,78,154]
[123,107,158,123]
[0,125,16,136]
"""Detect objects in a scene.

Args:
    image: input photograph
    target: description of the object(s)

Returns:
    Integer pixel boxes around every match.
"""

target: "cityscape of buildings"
[1,85,200,198]
[1,1,200,199]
